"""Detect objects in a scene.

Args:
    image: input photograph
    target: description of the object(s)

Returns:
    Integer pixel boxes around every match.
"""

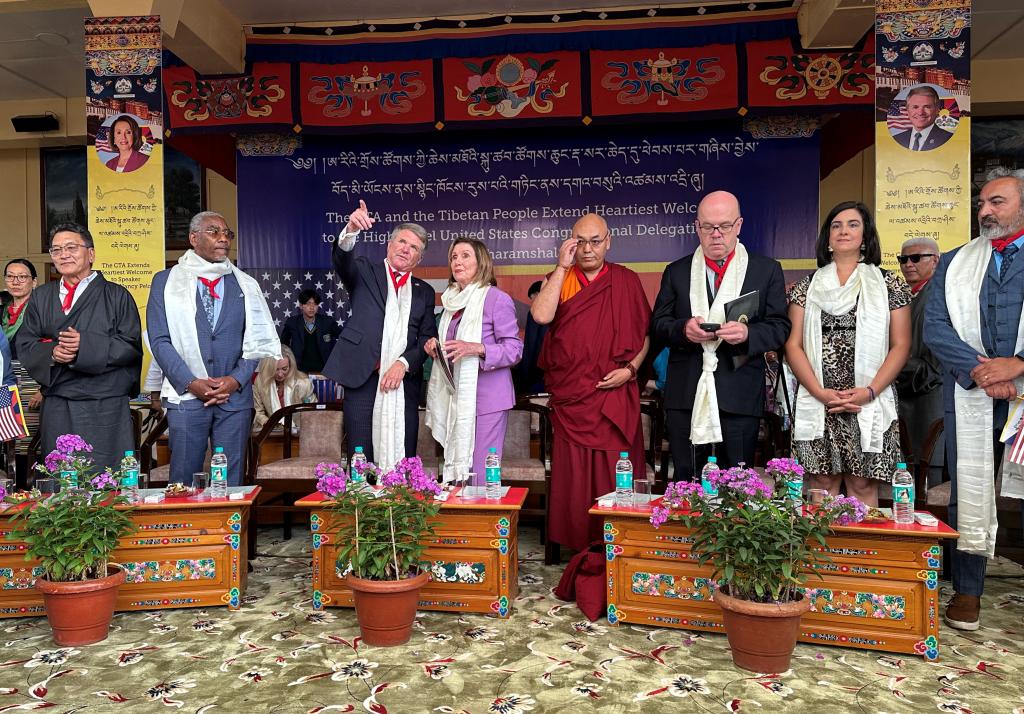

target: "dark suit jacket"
[652,251,790,417]
[147,270,258,412]
[894,126,953,151]
[323,243,437,389]
[280,312,340,371]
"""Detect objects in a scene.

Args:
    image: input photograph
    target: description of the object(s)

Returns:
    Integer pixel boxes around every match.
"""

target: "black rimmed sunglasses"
[896,253,937,264]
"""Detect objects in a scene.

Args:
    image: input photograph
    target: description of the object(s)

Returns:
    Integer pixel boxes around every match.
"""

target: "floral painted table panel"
[0,487,259,617]
[297,488,526,617]
[592,501,958,660]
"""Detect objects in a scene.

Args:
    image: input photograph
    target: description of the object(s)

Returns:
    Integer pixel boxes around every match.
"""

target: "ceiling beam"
[798,0,873,49]
[87,0,243,74]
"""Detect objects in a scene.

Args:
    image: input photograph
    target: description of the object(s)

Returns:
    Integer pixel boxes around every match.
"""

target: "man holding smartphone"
[652,190,790,481]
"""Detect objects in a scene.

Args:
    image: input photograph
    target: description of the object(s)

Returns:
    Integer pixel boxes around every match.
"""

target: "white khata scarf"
[794,262,897,453]
[161,250,280,404]
[372,261,413,471]
[689,242,748,444]
[946,236,1024,557]
[426,282,490,480]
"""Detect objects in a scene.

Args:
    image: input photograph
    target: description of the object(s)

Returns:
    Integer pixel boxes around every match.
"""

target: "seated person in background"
[279,288,340,374]
[253,345,314,432]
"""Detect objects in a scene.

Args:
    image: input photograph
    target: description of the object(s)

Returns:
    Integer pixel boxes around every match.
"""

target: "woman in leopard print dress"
[784,202,911,506]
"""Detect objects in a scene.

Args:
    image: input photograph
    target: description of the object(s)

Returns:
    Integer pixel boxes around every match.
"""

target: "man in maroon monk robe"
[532,213,650,553]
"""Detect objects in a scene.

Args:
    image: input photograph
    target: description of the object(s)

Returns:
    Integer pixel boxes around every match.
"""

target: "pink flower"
[522,68,537,83]
[467,75,482,92]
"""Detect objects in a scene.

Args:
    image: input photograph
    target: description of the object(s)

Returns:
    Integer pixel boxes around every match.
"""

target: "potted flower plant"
[5,435,136,646]
[316,456,442,646]
[650,458,866,672]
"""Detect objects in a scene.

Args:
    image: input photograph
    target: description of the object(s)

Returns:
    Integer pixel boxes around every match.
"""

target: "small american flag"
[0,385,28,442]
[1008,425,1024,467]
[886,101,912,131]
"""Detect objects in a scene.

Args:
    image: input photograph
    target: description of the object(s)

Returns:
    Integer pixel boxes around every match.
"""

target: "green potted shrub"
[5,435,136,646]
[650,458,866,672]
[316,456,441,646]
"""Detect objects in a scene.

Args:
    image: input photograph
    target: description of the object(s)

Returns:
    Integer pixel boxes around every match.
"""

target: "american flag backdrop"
[248,268,352,331]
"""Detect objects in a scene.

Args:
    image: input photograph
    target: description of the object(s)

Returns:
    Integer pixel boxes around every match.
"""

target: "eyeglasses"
[896,253,937,264]
[48,244,88,257]
[4,274,33,282]
[200,227,235,240]
[575,236,607,249]
[697,221,739,235]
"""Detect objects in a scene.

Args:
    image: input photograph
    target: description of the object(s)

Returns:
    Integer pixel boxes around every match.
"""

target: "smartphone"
[699,323,720,332]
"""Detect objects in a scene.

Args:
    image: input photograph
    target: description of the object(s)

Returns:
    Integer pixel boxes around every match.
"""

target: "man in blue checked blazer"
[925,168,1024,632]
[148,211,281,486]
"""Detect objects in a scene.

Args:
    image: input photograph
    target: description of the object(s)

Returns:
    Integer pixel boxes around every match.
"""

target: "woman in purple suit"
[425,238,523,484]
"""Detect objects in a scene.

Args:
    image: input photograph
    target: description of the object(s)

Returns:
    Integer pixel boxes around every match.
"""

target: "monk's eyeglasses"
[576,236,607,249]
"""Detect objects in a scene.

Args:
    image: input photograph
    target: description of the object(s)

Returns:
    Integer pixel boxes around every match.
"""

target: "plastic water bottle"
[700,456,719,497]
[350,446,367,487]
[120,450,140,503]
[615,452,633,507]
[485,447,502,499]
[786,464,804,504]
[60,469,78,489]
[209,447,228,498]
[892,462,914,524]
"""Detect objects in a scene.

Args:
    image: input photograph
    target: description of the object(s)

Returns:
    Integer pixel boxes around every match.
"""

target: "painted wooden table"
[0,486,259,618]
[296,487,526,617]
[591,501,959,660]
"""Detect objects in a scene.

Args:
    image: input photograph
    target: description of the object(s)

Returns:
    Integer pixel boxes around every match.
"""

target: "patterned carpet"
[0,527,1022,714]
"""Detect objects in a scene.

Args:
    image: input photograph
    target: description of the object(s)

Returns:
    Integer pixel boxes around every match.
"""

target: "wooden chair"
[503,398,555,564]
[915,418,1024,565]
[247,402,345,541]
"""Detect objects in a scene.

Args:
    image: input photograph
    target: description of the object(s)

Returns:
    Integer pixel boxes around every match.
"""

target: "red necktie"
[61,281,78,312]
[198,276,222,299]
[990,228,1024,253]
[389,268,410,293]
[704,251,736,290]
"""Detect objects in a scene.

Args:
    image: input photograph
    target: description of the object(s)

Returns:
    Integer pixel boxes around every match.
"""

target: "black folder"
[723,290,759,369]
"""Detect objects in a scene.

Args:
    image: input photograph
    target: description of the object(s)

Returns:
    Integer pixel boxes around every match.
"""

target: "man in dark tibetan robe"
[533,213,650,553]
[16,223,142,472]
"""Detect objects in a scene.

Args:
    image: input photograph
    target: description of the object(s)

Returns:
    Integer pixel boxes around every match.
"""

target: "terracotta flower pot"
[346,570,429,646]
[714,586,811,673]
[35,564,125,646]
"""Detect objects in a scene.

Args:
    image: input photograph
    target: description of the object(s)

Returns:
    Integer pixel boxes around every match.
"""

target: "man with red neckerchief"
[533,213,650,554]
[925,167,1024,632]
[652,190,790,482]
[17,222,142,472]
[322,200,437,471]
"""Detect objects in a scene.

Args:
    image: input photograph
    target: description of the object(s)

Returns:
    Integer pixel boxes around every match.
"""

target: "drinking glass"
[808,488,829,507]
[35,478,58,497]
[633,478,652,506]
[192,472,210,500]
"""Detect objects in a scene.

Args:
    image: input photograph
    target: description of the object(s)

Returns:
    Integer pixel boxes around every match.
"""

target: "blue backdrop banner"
[238,126,819,276]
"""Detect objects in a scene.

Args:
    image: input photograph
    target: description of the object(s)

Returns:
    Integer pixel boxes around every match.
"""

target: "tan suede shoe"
[944,593,981,631]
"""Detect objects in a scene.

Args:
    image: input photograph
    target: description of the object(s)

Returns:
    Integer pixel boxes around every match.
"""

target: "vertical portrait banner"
[84,16,165,326]
[874,0,971,266]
